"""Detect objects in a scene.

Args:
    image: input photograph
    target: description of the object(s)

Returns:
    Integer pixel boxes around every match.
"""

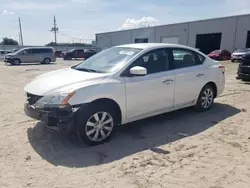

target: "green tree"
[0,37,18,45]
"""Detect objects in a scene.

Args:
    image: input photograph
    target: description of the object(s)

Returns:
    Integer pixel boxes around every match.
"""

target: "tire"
[76,103,117,146]
[231,59,235,62]
[43,58,51,64]
[11,59,21,65]
[195,84,215,112]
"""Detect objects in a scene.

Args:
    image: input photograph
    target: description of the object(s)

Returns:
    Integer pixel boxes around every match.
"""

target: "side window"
[171,48,204,69]
[23,49,32,54]
[130,48,169,74]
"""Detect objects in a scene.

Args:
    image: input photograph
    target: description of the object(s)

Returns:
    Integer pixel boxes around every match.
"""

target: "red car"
[208,49,231,61]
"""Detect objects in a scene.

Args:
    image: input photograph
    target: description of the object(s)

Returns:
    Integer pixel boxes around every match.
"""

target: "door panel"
[125,72,175,119]
[173,66,208,107]
[169,48,208,107]
[124,48,175,119]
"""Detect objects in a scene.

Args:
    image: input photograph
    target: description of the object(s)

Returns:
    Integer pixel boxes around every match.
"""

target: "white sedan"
[24,43,225,145]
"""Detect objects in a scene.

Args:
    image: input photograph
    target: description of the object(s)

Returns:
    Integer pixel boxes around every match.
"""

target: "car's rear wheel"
[11,59,21,65]
[43,58,51,64]
[76,104,117,146]
[195,84,215,111]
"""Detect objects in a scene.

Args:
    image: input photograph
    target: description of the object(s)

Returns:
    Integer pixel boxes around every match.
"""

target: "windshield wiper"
[72,67,104,73]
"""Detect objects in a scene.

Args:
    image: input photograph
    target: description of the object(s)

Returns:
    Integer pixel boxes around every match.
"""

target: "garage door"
[161,36,179,44]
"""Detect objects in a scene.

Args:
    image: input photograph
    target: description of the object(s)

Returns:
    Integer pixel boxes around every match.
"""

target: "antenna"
[51,15,59,44]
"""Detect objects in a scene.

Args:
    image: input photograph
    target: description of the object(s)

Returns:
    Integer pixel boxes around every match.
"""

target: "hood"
[5,53,16,56]
[232,52,246,56]
[24,67,106,96]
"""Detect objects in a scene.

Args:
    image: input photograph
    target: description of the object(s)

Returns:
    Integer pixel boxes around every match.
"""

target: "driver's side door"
[20,49,33,63]
[123,48,175,120]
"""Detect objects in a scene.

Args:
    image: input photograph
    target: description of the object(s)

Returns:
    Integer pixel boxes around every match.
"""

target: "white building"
[96,14,250,54]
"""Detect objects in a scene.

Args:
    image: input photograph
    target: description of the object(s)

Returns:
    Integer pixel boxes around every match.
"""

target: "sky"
[0,0,250,45]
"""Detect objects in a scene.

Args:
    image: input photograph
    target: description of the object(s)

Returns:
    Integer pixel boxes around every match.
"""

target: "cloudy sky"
[0,0,250,45]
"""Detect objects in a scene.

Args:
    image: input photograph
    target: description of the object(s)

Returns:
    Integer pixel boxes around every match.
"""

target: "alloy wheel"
[85,111,114,142]
[201,88,214,109]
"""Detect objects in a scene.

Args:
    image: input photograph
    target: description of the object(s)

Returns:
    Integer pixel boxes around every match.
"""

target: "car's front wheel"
[76,104,117,145]
[11,59,21,65]
[195,84,215,111]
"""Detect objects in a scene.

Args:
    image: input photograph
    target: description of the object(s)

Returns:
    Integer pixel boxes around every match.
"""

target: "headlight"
[35,91,75,108]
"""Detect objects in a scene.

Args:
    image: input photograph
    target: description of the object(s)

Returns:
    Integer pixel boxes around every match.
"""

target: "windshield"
[73,47,142,73]
[211,50,221,54]
[235,48,250,52]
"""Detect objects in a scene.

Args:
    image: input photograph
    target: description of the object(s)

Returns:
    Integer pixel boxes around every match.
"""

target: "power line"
[50,15,59,44]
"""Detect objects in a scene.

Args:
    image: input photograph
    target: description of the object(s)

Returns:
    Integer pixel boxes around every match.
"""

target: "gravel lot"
[0,59,250,188]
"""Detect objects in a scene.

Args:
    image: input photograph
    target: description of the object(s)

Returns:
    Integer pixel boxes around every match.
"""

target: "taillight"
[219,65,225,74]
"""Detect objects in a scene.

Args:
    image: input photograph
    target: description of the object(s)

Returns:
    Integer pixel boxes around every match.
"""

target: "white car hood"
[24,68,106,96]
[232,52,246,56]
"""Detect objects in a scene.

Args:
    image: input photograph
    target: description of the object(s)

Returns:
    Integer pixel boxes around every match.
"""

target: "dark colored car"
[62,49,97,60]
[207,49,231,61]
[231,48,250,62]
[236,53,250,81]
[55,51,62,58]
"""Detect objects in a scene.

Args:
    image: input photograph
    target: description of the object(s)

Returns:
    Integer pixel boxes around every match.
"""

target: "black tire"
[11,59,21,65]
[231,59,235,62]
[43,58,51,64]
[195,84,215,112]
[76,103,118,146]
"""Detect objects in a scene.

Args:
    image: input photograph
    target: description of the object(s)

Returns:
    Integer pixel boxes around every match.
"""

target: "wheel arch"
[203,81,217,98]
[90,98,122,125]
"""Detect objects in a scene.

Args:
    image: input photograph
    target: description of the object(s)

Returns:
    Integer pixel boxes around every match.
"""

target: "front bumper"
[231,56,243,61]
[237,72,250,80]
[24,103,76,133]
[4,58,12,62]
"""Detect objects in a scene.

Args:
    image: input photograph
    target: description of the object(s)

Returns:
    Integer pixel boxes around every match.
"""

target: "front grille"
[26,93,43,105]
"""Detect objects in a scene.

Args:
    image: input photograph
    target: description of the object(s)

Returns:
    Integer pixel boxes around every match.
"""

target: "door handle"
[163,79,174,84]
[196,74,204,78]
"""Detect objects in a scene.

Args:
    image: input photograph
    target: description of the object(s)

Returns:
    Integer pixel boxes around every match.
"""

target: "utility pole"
[18,17,23,46]
[51,15,59,44]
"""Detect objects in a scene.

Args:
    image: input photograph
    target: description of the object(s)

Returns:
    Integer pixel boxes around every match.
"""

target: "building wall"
[131,27,155,43]
[154,23,189,45]
[235,15,250,49]
[96,30,131,50]
[188,17,238,52]
[96,14,250,53]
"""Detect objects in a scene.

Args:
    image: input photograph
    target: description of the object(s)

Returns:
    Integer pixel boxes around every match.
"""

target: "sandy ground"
[0,59,250,188]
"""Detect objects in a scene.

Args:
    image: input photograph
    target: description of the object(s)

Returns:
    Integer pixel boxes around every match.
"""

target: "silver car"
[231,48,250,62]
[4,47,56,65]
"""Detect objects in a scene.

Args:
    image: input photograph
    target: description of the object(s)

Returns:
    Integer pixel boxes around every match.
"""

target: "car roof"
[116,43,198,51]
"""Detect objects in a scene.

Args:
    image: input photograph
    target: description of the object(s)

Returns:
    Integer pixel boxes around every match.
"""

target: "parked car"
[0,50,11,59]
[4,47,56,65]
[231,48,250,62]
[236,52,250,80]
[55,51,62,58]
[207,49,231,61]
[62,49,97,60]
[24,43,225,145]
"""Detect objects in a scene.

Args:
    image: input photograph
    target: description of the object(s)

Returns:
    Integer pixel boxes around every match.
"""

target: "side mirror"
[130,66,147,76]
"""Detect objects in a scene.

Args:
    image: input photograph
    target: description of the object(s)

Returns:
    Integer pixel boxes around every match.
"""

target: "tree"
[0,37,18,45]
[46,42,92,47]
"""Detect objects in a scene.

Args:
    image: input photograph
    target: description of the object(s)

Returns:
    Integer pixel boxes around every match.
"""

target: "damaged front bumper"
[24,103,77,133]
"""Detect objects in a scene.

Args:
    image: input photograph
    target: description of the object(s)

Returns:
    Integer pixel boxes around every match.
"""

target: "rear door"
[169,48,208,108]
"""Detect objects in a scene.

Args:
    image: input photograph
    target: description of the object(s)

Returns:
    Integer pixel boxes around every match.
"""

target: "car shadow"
[27,103,240,168]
